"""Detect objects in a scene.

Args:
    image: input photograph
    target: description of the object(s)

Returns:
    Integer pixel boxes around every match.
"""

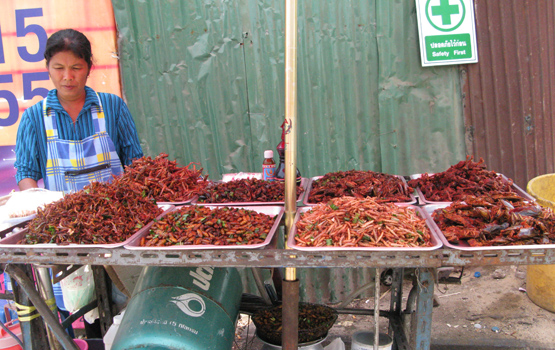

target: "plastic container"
[73,339,88,350]
[351,331,392,350]
[526,174,555,312]
[111,266,242,350]
[103,310,126,350]
[3,273,12,293]
[262,150,276,181]
[0,320,22,350]
[0,301,17,324]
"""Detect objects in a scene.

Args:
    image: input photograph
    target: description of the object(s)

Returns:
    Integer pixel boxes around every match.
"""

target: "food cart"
[1,1,554,349]
[1,177,554,350]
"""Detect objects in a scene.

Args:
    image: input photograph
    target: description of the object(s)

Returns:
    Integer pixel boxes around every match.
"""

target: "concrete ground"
[233,265,555,350]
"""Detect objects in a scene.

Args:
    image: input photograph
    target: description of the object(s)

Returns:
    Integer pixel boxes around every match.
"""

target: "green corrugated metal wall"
[111,0,466,302]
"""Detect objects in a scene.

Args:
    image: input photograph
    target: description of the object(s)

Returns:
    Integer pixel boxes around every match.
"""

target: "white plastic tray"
[124,205,284,250]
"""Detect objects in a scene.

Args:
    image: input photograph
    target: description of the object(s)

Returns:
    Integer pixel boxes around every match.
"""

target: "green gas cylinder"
[111,266,242,350]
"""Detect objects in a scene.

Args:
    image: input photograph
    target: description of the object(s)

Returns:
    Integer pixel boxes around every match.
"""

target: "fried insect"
[295,196,432,248]
[432,194,555,247]
[408,156,520,202]
[307,170,413,204]
[21,181,162,245]
[119,153,209,202]
[197,178,304,203]
[140,205,276,246]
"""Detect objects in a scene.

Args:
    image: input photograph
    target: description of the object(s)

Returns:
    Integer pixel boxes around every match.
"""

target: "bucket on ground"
[351,331,392,350]
[526,174,555,313]
[111,266,242,350]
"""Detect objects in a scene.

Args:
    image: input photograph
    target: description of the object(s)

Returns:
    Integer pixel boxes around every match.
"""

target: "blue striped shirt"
[15,86,143,185]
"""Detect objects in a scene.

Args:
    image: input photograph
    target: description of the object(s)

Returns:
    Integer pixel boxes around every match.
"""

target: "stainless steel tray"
[422,204,555,251]
[192,178,307,206]
[157,195,198,206]
[125,205,284,250]
[303,175,417,206]
[287,205,442,251]
[409,173,534,205]
[0,205,174,249]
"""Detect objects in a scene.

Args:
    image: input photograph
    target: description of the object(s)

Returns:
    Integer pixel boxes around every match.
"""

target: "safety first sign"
[415,0,478,67]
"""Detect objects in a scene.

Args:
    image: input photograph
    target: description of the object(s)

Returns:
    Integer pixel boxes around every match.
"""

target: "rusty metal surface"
[463,0,555,189]
[442,247,555,266]
[0,246,554,267]
[282,279,300,349]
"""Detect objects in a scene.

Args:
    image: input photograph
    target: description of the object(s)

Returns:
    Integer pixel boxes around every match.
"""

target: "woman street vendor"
[14,28,143,193]
[13,28,143,337]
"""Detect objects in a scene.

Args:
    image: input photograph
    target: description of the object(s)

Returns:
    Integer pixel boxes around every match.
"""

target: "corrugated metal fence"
[463,0,555,189]
[111,0,466,180]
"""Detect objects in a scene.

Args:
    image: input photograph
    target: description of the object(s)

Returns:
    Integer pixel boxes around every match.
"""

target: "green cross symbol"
[431,0,460,25]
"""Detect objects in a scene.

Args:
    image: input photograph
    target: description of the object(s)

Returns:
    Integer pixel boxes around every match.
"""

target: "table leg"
[409,268,434,350]
[35,267,63,350]
[389,268,410,350]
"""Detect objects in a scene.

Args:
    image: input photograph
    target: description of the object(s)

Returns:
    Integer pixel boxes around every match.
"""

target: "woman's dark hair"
[44,29,93,69]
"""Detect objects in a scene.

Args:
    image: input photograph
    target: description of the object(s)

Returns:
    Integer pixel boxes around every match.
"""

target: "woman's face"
[47,50,90,103]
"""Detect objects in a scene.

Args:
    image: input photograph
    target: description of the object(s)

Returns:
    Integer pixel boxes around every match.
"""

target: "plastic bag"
[221,172,262,182]
[60,265,98,323]
[4,188,63,218]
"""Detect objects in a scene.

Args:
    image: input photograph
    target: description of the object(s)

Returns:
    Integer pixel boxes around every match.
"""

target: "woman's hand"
[18,178,39,191]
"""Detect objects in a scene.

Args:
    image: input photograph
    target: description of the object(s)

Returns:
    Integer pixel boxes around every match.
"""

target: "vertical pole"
[282,279,300,349]
[92,266,113,336]
[284,0,298,230]
[283,0,299,349]
[9,264,49,350]
[35,267,63,350]
[373,268,380,350]
[5,264,79,350]
[410,268,434,350]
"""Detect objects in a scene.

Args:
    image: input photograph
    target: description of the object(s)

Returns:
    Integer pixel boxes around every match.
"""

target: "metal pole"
[284,0,298,235]
[35,267,63,350]
[8,264,49,350]
[251,268,273,306]
[5,264,80,350]
[374,268,380,350]
[283,0,299,349]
